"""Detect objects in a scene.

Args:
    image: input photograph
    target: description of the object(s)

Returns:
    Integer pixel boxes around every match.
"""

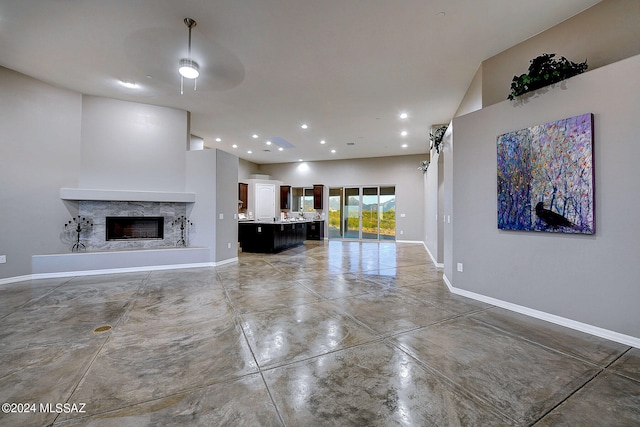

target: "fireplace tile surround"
[74,201,188,251]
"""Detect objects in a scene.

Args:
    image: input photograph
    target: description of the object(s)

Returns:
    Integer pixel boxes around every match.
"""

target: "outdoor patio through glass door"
[328,186,395,240]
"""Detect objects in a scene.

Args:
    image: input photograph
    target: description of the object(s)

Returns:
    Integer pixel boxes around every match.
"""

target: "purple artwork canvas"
[497,113,594,234]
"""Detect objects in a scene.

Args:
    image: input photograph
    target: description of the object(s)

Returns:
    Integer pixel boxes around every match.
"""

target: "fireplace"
[106,216,164,240]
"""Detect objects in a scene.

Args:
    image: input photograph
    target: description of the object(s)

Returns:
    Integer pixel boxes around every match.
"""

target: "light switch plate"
[0,255,6,264]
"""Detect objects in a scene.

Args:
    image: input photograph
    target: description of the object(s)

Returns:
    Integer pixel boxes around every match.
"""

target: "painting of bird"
[497,113,594,234]
[535,202,574,230]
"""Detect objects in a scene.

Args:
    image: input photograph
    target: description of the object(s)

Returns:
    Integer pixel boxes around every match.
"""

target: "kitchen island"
[238,220,309,253]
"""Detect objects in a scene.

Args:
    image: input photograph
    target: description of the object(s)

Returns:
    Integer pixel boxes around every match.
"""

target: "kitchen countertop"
[238,219,321,225]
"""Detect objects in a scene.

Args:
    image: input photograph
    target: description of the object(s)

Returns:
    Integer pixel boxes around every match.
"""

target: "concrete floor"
[0,241,638,426]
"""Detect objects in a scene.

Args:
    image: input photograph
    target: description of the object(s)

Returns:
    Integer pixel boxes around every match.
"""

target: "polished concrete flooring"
[1,241,638,426]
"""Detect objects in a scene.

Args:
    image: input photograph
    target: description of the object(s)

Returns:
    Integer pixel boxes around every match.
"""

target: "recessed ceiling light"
[215,137,222,142]
[402,143,408,148]
[278,147,284,151]
[331,149,336,154]
[266,140,272,145]
[120,80,138,89]
[320,140,326,144]
[247,150,252,154]
[298,159,303,162]
[252,134,258,139]
[232,144,238,148]
[399,112,408,119]
[401,130,408,137]
[301,124,308,129]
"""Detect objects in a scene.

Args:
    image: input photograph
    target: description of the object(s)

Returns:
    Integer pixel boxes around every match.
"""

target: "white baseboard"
[422,242,444,269]
[0,275,33,286]
[443,274,640,349]
[214,257,238,267]
[1,258,239,285]
[30,262,217,280]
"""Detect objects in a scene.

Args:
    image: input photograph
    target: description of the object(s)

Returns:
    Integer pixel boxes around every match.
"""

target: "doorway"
[328,186,395,240]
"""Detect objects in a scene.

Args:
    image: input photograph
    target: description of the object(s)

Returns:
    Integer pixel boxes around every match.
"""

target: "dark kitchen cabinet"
[238,222,307,253]
[238,183,248,212]
[313,185,323,210]
[280,185,291,210]
[307,220,324,240]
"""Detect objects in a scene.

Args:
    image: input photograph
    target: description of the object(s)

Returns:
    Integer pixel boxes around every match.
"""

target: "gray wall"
[0,68,224,280]
[80,96,187,191]
[239,158,259,180]
[481,0,640,107]
[186,149,217,262]
[215,149,239,262]
[449,54,640,338]
[258,154,426,241]
[423,150,440,263]
[185,148,241,264]
[0,67,82,280]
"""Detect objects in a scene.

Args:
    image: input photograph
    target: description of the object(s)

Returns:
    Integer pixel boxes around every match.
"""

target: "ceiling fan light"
[179,58,200,79]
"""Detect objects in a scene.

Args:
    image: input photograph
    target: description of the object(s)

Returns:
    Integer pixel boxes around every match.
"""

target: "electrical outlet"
[0,255,6,264]
[457,263,463,272]
[400,230,404,235]
[218,213,224,220]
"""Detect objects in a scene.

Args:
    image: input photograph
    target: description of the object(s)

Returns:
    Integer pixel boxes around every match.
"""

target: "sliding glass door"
[328,188,343,238]
[361,187,379,240]
[329,186,395,241]
[379,186,396,241]
[344,187,360,239]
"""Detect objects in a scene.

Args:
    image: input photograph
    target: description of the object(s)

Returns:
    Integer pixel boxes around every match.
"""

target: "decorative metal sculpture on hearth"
[64,216,93,252]
[171,215,194,247]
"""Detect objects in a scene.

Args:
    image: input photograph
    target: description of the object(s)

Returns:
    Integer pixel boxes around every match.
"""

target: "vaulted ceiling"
[0,0,600,163]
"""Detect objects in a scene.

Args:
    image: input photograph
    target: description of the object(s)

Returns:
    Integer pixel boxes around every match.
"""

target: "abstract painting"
[497,113,594,234]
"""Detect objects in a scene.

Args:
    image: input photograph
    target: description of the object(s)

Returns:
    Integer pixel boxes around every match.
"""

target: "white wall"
[0,67,82,280]
[258,154,426,241]
[450,55,640,339]
[80,96,187,191]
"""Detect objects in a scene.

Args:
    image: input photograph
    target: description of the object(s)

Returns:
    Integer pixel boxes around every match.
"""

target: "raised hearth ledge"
[31,247,224,278]
[60,188,196,203]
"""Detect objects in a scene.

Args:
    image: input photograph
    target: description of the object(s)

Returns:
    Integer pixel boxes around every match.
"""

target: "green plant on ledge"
[429,124,448,154]
[508,53,588,100]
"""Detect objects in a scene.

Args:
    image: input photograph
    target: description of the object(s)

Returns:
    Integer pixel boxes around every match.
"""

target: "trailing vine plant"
[508,53,588,100]
[417,160,430,173]
[429,125,448,154]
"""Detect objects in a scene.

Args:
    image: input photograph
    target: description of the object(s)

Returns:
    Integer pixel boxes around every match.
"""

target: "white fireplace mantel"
[60,188,196,203]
